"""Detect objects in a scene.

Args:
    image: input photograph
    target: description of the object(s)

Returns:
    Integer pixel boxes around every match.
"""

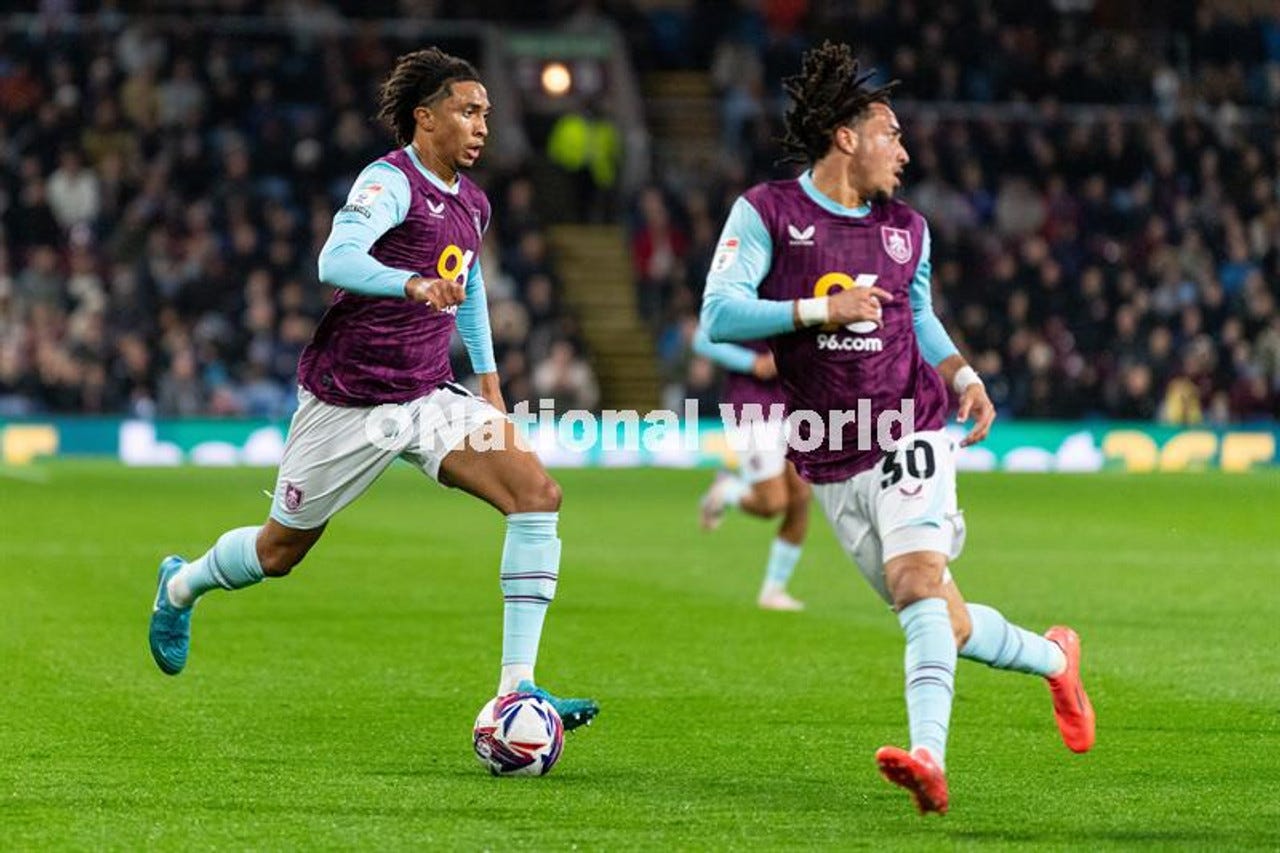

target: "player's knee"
[513,472,561,513]
[888,554,948,609]
[752,481,788,516]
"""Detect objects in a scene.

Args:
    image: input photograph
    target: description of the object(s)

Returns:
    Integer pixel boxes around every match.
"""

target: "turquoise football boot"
[516,679,599,731]
[149,555,192,675]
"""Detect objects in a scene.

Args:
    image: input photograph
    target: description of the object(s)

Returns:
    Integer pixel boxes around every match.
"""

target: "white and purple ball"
[472,692,564,776]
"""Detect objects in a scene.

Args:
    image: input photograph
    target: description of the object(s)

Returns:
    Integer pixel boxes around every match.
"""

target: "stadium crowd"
[638,0,1280,424]
[2,1,1278,426]
[0,13,596,418]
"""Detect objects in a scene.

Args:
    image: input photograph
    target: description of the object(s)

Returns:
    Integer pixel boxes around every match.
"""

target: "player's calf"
[256,521,324,577]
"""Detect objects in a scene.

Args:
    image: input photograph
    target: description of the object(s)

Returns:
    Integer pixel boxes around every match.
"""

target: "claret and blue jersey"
[299,145,497,407]
[700,171,962,483]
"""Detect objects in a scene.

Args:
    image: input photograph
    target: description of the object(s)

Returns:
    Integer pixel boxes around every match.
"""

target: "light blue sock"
[763,537,802,589]
[960,603,1065,677]
[167,526,265,607]
[500,512,560,669]
[898,597,956,768]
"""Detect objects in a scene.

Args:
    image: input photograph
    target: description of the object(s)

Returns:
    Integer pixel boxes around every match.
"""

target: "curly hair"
[376,47,481,146]
[778,41,899,165]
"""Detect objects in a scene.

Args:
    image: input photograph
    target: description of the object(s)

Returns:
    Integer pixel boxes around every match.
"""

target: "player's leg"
[738,475,789,517]
[150,520,325,676]
[951,586,1094,753]
[878,429,1093,789]
[421,393,597,729]
[150,389,403,675]
[700,418,788,529]
[757,463,810,611]
[812,471,951,815]
[881,548,958,796]
[165,520,325,605]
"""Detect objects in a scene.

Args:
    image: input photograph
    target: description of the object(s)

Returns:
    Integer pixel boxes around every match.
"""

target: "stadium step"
[641,70,719,179]
[548,225,661,412]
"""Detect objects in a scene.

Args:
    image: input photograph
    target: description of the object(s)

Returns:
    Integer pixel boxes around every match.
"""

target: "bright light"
[540,62,572,97]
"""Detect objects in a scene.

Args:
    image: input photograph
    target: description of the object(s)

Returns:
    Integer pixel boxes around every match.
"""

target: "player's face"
[851,104,909,202]
[425,80,490,171]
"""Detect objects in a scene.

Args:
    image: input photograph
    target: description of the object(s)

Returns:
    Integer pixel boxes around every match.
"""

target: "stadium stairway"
[547,225,661,412]
[641,71,719,180]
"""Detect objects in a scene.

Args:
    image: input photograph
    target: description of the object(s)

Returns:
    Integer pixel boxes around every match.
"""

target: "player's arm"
[318,163,465,310]
[700,197,889,343]
[910,223,993,446]
[691,324,775,379]
[455,259,505,412]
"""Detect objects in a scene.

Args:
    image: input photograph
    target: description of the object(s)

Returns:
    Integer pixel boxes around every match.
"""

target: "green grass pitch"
[1,462,1277,849]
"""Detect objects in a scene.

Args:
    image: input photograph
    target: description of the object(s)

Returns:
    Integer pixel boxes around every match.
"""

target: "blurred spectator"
[638,2,1280,424]
[0,12,590,418]
[631,185,687,327]
[533,339,600,411]
[2,5,1278,427]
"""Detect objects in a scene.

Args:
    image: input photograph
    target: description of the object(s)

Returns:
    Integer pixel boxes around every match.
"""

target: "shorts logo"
[283,482,304,512]
[898,484,924,498]
[787,224,815,246]
[711,238,739,273]
[426,198,445,218]
[881,227,913,264]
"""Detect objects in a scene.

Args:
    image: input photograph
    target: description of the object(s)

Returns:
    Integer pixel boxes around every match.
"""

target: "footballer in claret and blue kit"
[148,46,598,776]
[700,41,1096,815]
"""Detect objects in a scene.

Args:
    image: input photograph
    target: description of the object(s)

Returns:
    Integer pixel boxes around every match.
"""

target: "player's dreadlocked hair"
[778,41,899,165]
[376,47,481,146]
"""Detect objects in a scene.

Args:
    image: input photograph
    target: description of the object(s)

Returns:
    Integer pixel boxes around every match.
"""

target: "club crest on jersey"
[787,224,815,246]
[711,238,739,273]
[283,482,304,512]
[881,226,913,264]
[426,198,446,218]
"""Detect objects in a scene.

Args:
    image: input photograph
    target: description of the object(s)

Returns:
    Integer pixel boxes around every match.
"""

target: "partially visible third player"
[700,41,1095,815]
[694,331,811,611]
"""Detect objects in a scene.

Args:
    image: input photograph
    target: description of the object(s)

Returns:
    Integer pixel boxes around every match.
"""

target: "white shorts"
[727,417,788,485]
[270,383,506,529]
[812,429,967,605]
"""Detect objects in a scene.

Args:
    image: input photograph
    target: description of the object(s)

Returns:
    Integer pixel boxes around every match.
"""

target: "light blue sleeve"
[317,162,419,298]
[699,197,795,342]
[455,259,496,374]
[692,324,758,373]
[910,224,960,366]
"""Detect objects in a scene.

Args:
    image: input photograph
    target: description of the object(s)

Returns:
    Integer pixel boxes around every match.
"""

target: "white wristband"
[796,297,829,327]
[952,365,983,394]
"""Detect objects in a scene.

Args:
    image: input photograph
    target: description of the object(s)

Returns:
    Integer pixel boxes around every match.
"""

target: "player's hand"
[827,286,893,327]
[956,382,996,447]
[751,352,777,381]
[406,275,466,311]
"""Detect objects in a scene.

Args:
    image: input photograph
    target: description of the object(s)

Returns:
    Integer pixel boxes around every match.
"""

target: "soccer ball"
[472,692,564,776]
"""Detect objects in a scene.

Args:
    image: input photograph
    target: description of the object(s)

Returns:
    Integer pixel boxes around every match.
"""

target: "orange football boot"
[875,746,949,815]
[1044,625,1096,753]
